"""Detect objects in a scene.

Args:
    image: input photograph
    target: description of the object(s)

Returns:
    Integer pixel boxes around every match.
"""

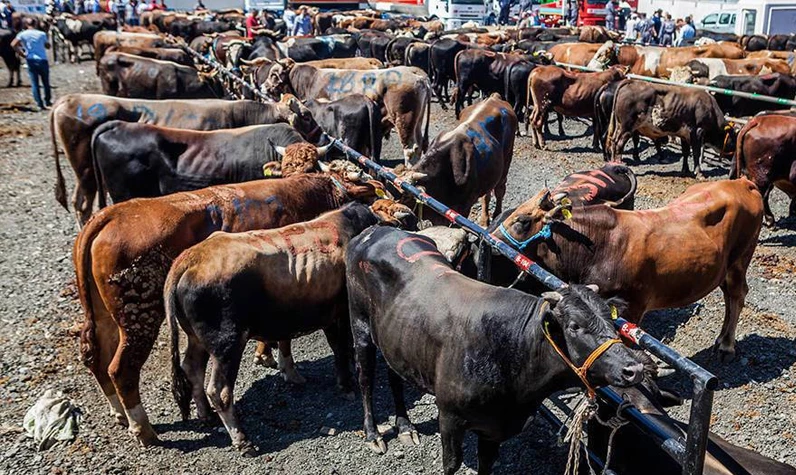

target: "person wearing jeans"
[12,18,52,110]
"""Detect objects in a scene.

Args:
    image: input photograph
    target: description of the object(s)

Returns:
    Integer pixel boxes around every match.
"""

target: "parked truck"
[372,0,487,29]
[736,0,796,35]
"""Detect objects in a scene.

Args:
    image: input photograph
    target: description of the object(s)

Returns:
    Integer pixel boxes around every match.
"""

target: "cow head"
[540,285,644,388]
[587,41,617,70]
[263,58,295,100]
[280,94,324,144]
[495,189,573,252]
[268,142,331,177]
[370,199,418,230]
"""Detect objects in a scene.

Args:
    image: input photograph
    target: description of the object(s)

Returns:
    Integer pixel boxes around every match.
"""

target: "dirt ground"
[0,59,795,475]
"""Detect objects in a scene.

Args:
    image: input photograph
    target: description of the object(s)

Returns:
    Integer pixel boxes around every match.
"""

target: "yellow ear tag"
[610,306,618,320]
[560,197,572,207]
[263,167,273,177]
[562,209,572,220]
[375,188,387,198]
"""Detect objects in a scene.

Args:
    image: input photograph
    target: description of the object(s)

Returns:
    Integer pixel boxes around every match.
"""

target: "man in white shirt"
[625,12,639,42]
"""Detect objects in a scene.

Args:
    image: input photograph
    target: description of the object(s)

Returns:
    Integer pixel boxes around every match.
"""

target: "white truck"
[736,0,796,35]
[371,0,487,29]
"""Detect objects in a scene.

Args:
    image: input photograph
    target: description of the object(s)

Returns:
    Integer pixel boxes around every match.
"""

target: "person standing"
[0,0,13,29]
[498,0,512,25]
[246,8,260,37]
[518,0,531,19]
[11,18,51,110]
[659,12,675,46]
[292,5,311,35]
[618,0,631,31]
[604,0,616,31]
[651,9,662,40]
[282,7,296,35]
[625,12,639,42]
[568,0,579,26]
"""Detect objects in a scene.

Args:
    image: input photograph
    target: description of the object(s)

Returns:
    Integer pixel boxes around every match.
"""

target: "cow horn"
[273,144,287,156]
[316,143,331,157]
[541,291,563,304]
[394,211,411,219]
[406,172,428,184]
[347,171,363,181]
[318,161,331,172]
[552,192,568,203]
[585,284,600,293]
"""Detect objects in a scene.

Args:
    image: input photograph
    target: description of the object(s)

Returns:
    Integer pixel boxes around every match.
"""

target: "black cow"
[346,226,644,474]
[710,73,796,117]
[246,33,282,62]
[767,34,792,51]
[397,94,516,226]
[304,94,383,163]
[742,34,768,51]
[278,35,357,62]
[53,13,116,63]
[0,29,20,87]
[91,121,310,205]
[429,38,469,107]
[502,55,548,124]
[588,374,796,475]
[404,41,430,75]
[385,36,422,66]
[357,30,391,61]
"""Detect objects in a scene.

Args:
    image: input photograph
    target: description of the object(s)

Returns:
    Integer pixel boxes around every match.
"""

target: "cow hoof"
[253,353,278,369]
[764,215,776,228]
[281,370,307,385]
[398,430,420,447]
[133,428,160,448]
[366,437,388,454]
[713,340,736,363]
[113,413,129,428]
[237,442,258,457]
[199,412,222,427]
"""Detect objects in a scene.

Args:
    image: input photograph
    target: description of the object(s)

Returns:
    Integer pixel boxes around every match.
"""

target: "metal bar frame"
[170,37,719,475]
[555,61,796,108]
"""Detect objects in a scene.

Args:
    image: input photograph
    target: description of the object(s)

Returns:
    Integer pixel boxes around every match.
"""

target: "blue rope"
[497,222,552,251]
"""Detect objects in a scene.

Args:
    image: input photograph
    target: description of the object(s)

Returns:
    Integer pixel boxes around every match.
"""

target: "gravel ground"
[0,60,795,475]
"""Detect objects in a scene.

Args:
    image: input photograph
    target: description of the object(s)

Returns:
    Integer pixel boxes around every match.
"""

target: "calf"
[398,94,516,226]
[98,53,221,100]
[732,114,796,226]
[167,201,414,454]
[527,65,625,149]
[263,62,431,164]
[710,73,796,117]
[74,174,386,447]
[588,373,796,475]
[91,122,312,205]
[346,226,643,474]
[50,93,322,225]
[607,80,732,176]
[489,179,763,361]
[304,95,383,162]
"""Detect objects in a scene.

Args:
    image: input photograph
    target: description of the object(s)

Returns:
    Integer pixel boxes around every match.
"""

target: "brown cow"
[397,93,516,226]
[631,43,745,78]
[607,80,732,176]
[50,93,323,225]
[527,65,626,149]
[92,31,163,64]
[302,57,384,69]
[74,173,386,446]
[166,200,415,454]
[97,53,221,99]
[732,114,796,226]
[263,61,431,164]
[548,42,602,65]
[105,45,194,67]
[685,57,791,79]
[496,179,763,361]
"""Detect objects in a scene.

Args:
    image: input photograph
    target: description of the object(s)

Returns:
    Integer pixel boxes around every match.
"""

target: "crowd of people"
[606,3,696,46]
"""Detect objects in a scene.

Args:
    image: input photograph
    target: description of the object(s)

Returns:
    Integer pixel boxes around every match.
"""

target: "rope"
[561,395,598,475]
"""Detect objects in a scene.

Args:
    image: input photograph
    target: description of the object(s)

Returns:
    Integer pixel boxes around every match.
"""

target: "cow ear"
[541,291,563,305]
[538,189,554,211]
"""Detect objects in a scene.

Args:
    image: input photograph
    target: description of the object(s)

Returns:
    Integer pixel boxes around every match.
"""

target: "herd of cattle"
[17,6,796,474]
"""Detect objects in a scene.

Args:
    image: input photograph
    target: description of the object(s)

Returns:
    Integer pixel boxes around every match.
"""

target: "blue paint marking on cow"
[132,104,156,122]
[382,69,402,87]
[327,71,358,95]
[205,195,282,233]
[466,107,508,172]
[163,108,175,126]
[361,73,377,95]
[87,103,107,122]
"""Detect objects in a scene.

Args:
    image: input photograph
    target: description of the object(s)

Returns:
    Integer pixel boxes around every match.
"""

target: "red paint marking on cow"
[359,260,374,274]
[396,237,441,263]
[591,169,616,184]
[430,263,458,278]
[569,173,608,188]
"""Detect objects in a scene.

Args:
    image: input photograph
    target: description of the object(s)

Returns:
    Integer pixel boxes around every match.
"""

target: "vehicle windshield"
[452,0,486,4]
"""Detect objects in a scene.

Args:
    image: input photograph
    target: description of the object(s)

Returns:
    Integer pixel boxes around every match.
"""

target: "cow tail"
[404,42,413,67]
[366,98,382,163]
[731,121,756,179]
[51,108,68,210]
[503,61,515,110]
[593,83,608,152]
[607,80,628,154]
[428,40,437,86]
[75,217,105,375]
[526,70,538,134]
[90,122,113,210]
[165,261,192,421]
[424,79,431,151]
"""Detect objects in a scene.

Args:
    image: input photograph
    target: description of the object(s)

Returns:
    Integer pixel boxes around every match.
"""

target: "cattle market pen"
[174,37,730,475]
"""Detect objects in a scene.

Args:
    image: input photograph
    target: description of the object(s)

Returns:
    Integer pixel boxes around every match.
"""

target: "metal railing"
[169,36,718,475]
